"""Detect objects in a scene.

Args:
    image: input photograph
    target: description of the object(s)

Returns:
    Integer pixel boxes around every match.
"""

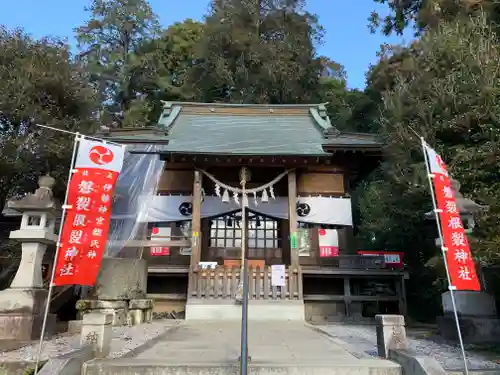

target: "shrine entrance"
[203,209,287,267]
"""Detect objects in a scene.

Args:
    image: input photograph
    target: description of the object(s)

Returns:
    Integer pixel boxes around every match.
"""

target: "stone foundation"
[186,299,305,321]
[77,299,154,326]
[76,258,153,327]
[151,297,186,316]
[304,301,345,322]
[0,288,49,315]
[304,301,371,323]
[0,288,55,341]
[442,291,497,316]
[438,291,500,343]
[128,299,153,325]
[437,315,500,344]
[0,313,56,341]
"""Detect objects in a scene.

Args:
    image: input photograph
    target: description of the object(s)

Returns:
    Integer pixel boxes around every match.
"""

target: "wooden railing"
[189,265,303,300]
[337,255,386,269]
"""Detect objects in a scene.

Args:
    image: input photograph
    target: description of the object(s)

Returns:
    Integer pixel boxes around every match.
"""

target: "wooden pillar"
[288,171,298,267]
[201,219,210,263]
[344,277,351,317]
[190,170,202,267]
[345,226,355,253]
[280,220,290,265]
[396,276,407,316]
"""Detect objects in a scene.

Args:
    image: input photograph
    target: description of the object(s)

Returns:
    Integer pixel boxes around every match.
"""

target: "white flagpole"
[421,137,469,375]
[36,124,122,146]
[34,133,81,374]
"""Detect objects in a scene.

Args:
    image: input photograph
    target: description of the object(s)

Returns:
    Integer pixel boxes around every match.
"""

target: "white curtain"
[123,195,353,226]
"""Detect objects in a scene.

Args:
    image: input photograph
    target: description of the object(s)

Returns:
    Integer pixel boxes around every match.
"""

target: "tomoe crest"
[179,202,193,216]
[296,202,311,217]
[89,145,114,166]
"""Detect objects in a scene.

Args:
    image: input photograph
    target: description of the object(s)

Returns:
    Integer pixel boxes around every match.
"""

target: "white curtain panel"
[133,195,352,226]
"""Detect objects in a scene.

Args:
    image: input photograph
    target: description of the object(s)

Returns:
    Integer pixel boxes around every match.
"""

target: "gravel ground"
[0,320,180,361]
[318,324,500,370]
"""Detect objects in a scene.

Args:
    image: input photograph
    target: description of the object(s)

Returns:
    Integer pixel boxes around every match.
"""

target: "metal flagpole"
[241,180,247,267]
[36,124,123,146]
[239,168,249,375]
[421,137,469,375]
[235,168,248,303]
[34,133,81,374]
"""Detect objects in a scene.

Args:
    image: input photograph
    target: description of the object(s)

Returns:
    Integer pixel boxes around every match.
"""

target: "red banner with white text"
[53,138,125,286]
[423,142,480,291]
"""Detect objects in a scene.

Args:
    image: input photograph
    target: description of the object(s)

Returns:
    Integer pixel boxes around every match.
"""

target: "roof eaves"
[338,131,383,140]
[96,126,165,137]
[160,150,330,157]
[109,138,170,145]
[162,101,328,109]
[322,142,383,153]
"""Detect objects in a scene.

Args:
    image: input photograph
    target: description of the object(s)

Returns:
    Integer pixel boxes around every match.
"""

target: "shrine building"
[99,101,409,321]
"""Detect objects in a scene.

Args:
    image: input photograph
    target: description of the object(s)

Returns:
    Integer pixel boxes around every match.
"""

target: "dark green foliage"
[75,0,160,125]
[188,0,327,104]
[3,0,500,323]
[370,0,500,35]
[356,11,500,319]
[0,27,98,203]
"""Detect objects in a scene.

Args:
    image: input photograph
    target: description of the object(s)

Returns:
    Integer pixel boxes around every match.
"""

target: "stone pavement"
[135,321,357,363]
[83,321,402,375]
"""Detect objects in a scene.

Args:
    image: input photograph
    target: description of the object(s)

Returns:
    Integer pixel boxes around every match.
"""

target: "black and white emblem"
[296,202,311,217]
[179,202,193,216]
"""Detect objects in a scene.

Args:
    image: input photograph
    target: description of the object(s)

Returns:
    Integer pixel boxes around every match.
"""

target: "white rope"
[197,168,293,194]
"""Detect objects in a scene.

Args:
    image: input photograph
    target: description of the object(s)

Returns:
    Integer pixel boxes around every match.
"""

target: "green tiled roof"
[100,102,382,155]
[166,114,326,155]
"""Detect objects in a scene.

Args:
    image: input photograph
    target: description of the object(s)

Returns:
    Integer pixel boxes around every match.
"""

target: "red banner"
[423,142,480,291]
[53,138,125,286]
[319,246,339,257]
[150,227,171,256]
[318,229,339,257]
[150,247,170,256]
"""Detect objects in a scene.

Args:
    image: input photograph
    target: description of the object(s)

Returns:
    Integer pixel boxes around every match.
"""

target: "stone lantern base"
[76,258,153,326]
[0,288,56,343]
[437,291,500,343]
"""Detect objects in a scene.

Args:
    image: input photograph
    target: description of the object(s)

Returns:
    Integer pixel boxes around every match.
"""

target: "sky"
[0,0,413,89]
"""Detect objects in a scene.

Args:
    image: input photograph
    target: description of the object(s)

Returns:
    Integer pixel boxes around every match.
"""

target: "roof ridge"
[309,105,341,139]
[162,101,328,109]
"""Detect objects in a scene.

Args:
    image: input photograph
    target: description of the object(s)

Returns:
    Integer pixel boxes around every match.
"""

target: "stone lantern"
[425,178,500,343]
[0,174,59,341]
[425,179,488,244]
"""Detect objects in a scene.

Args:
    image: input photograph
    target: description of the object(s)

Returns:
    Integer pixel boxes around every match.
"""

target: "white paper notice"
[271,265,286,287]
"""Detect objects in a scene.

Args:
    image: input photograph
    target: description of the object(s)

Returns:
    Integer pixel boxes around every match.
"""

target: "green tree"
[75,0,160,124]
[370,0,500,35]
[188,0,326,104]
[132,19,205,121]
[0,27,98,259]
[356,12,500,319]
[0,27,98,204]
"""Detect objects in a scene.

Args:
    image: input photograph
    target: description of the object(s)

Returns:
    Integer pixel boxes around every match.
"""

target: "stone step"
[447,370,500,375]
[83,358,402,375]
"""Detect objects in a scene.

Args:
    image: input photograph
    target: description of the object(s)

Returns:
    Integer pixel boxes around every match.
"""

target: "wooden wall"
[157,164,292,196]
[157,164,347,196]
[297,166,345,195]
[157,164,194,194]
